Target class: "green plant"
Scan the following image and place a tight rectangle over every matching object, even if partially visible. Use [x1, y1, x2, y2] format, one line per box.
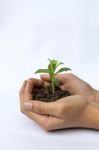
[35, 59, 71, 93]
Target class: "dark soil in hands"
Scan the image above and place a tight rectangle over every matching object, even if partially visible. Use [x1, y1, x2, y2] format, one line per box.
[32, 87, 70, 102]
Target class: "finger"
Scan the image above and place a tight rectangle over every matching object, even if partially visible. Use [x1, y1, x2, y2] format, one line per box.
[19, 80, 27, 98]
[24, 111, 63, 130]
[60, 74, 92, 95]
[24, 111, 49, 129]
[40, 73, 72, 83]
[28, 78, 50, 88]
[19, 80, 27, 108]
[56, 95, 87, 112]
[24, 80, 33, 101]
[22, 79, 50, 103]
[23, 100, 60, 117]
[19, 80, 33, 100]
[40, 74, 51, 82]
[20, 79, 50, 113]
[19, 80, 33, 112]
[60, 84, 69, 92]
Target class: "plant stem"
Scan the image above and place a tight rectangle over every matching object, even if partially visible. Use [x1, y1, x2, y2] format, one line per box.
[51, 77, 55, 94]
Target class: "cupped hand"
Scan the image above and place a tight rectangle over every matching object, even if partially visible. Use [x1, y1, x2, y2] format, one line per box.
[19, 74, 97, 131]
[40, 73, 95, 97]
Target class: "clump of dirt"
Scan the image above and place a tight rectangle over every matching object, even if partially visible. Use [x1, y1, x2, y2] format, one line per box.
[32, 87, 70, 102]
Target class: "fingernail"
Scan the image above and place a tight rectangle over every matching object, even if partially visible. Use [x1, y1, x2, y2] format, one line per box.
[24, 102, 32, 111]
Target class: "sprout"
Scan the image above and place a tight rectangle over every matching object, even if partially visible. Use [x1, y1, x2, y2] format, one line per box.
[35, 59, 71, 93]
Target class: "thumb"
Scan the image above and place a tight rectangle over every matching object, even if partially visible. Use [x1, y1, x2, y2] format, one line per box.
[23, 100, 57, 116]
[40, 73, 70, 82]
[40, 74, 51, 82]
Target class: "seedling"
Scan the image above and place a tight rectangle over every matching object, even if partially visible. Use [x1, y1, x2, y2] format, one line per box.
[35, 59, 71, 93]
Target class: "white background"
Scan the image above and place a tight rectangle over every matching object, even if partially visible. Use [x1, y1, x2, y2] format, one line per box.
[0, 0, 99, 150]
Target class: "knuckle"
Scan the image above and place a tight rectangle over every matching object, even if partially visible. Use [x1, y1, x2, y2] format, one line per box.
[66, 73, 74, 80]
[61, 73, 74, 84]
[26, 80, 32, 85]
[20, 105, 28, 114]
[25, 79, 32, 86]
[43, 122, 52, 131]
[27, 78, 33, 81]
[42, 117, 53, 131]
[38, 102, 43, 113]
[27, 78, 37, 84]
[32, 101, 42, 113]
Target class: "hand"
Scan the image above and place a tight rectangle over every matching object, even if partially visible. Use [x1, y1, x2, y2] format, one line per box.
[19, 74, 99, 131]
[40, 73, 95, 98]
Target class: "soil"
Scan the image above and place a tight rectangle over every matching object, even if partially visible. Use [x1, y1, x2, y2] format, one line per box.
[32, 87, 70, 102]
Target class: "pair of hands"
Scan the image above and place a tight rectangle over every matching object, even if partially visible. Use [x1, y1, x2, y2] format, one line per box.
[19, 73, 98, 131]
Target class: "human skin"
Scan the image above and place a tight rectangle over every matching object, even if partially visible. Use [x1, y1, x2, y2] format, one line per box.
[19, 73, 99, 131]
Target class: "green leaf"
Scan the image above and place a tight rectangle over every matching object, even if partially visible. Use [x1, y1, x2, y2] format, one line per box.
[48, 64, 53, 75]
[56, 62, 64, 67]
[54, 77, 60, 86]
[55, 67, 71, 74]
[48, 59, 58, 75]
[35, 69, 49, 74]
[48, 58, 58, 65]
